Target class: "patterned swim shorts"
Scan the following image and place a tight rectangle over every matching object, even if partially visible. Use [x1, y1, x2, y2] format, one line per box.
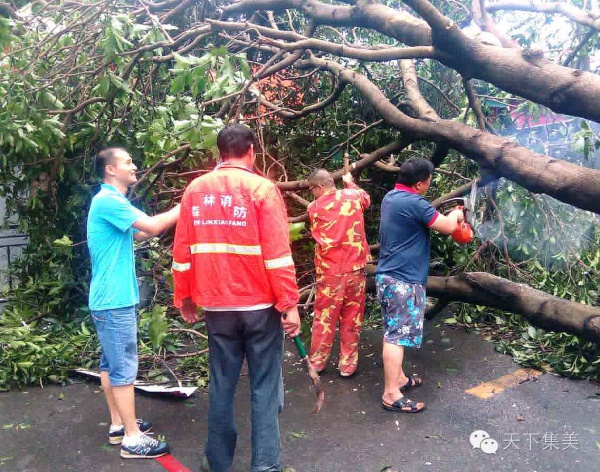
[375, 274, 426, 348]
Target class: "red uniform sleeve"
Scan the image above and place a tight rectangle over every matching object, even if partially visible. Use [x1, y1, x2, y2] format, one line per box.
[257, 184, 300, 312]
[172, 189, 194, 308]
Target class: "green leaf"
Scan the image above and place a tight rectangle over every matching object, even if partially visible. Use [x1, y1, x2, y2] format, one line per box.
[172, 52, 208, 67]
[173, 119, 192, 133]
[170, 73, 188, 95]
[95, 76, 111, 98]
[53, 235, 73, 247]
[289, 222, 305, 242]
[38, 91, 65, 110]
[148, 305, 168, 351]
[80, 322, 90, 336]
[287, 430, 307, 440]
[210, 46, 229, 57]
[108, 73, 131, 94]
[191, 69, 209, 97]
[527, 326, 537, 339]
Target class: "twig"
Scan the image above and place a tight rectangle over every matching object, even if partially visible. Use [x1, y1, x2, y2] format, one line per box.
[168, 327, 208, 339]
[164, 348, 210, 360]
[563, 29, 596, 67]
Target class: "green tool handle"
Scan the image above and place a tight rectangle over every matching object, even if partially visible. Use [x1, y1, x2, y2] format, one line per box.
[293, 336, 307, 358]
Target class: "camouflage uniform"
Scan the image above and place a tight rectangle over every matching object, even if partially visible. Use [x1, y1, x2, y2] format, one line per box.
[308, 181, 370, 375]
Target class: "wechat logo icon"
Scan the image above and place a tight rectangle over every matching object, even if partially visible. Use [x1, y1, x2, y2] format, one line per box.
[470, 430, 499, 454]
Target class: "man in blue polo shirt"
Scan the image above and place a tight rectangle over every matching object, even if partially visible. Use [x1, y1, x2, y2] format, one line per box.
[376, 157, 464, 413]
[87, 147, 179, 458]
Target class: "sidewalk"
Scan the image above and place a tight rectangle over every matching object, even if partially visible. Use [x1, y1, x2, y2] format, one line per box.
[1, 321, 598, 471]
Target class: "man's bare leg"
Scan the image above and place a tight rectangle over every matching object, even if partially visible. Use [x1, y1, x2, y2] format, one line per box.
[111, 384, 141, 437]
[382, 341, 405, 405]
[100, 371, 123, 426]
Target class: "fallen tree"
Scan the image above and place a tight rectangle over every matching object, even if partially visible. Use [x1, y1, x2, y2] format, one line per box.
[345, 267, 600, 343]
[0, 1, 599, 389]
[427, 273, 600, 343]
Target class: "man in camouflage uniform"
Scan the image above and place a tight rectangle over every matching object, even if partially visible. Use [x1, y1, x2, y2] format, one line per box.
[307, 168, 371, 377]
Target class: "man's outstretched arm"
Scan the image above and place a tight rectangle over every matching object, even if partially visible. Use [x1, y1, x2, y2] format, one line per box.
[133, 204, 180, 241]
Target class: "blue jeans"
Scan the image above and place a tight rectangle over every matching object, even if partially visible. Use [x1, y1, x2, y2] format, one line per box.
[90, 305, 138, 386]
[204, 307, 284, 472]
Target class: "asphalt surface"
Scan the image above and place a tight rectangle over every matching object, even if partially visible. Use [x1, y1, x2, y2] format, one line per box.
[1, 319, 599, 472]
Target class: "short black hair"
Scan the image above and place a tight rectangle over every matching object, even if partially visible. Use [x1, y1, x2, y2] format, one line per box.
[217, 124, 256, 160]
[94, 147, 126, 179]
[396, 157, 434, 187]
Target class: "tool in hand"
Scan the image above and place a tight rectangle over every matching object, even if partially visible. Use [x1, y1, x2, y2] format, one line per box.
[292, 336, 325, 414]
[451, 209, 474, 244]
[439, 180, 477, 245]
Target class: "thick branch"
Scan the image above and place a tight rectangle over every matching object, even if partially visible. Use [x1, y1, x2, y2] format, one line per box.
[400, 59, 439, 121]
[0, 2, 16, 18]
[486, 1, 600, 32]
[472, 0, 520, 48]
[222, 0, 600, 122]
[462, 78, 488, 131]
[431, 177, 490, 208]
[261, 36, 435, 61]
[47, 97, 106, 115]
[426, 272, 600, 343]
[277, 138, 414, 191]
[298, 55, 600, 214]
[222, 0, 432, 44]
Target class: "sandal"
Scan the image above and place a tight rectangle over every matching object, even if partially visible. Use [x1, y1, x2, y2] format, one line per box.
[400, 375, 423, 392]
[382, 396, 426, 413]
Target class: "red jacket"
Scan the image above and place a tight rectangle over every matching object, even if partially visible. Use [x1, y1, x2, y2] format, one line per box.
[307, 181, 371, 275]
[172, 163, 299, 312]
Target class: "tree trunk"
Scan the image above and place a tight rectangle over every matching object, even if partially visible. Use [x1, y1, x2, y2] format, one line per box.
[427, 272, 600, 343]
[361, 266, 600, 343]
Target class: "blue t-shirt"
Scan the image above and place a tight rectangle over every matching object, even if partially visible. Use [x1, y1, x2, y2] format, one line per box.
[87, 184, 145, 310]
[376, 188, 438, 284]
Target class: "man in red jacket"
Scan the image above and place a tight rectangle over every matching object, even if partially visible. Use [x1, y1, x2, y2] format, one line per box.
[172, 123, 300, 472]
[307, 168, 371, 377]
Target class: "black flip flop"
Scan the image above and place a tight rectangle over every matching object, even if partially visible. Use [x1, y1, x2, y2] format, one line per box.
[400, 375, 423, 392]
[382, 396, 426, 413]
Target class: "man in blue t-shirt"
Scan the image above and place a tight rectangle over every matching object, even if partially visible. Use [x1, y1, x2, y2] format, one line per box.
[376, 157, 464, 413]
[87, 147, 179, 458]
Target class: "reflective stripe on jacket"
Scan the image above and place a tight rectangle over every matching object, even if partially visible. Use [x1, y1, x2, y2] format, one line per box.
[172, 164, 299, 312]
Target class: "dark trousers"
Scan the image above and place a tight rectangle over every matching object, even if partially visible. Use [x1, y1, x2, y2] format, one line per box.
[204, 307, 284, 472]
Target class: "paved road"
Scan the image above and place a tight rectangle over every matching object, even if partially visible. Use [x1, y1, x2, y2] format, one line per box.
[1, 321, 598, 471]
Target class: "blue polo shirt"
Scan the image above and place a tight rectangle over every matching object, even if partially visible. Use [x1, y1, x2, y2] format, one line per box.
[87, 184, 146, 310]
[376, 185, 439, 284]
